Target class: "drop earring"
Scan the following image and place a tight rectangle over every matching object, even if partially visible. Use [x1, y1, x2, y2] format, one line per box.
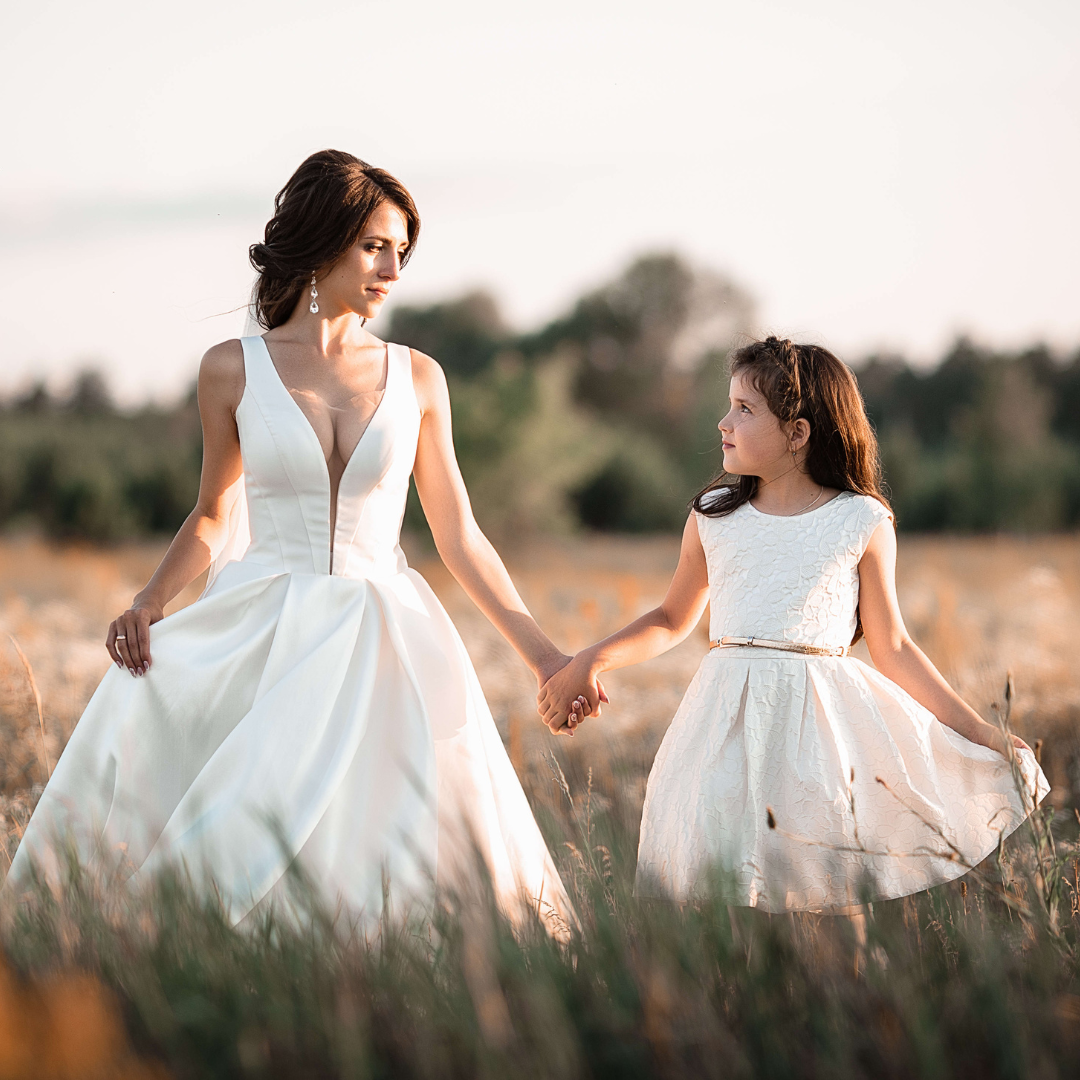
[309, 274, 319, 315]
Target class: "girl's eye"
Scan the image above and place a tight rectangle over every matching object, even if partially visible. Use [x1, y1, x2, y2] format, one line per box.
[740, 404, 751, 413]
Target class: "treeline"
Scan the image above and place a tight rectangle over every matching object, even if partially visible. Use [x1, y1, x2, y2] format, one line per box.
[2, 253, 1079, 540]
[861, 341, 1080, 530]
[0, 372, 202, 542]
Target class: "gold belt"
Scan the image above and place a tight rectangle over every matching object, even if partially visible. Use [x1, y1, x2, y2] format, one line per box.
[709, 635, 850, 658]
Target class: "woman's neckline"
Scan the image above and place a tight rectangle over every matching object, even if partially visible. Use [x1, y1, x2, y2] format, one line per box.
[746, 490, 850, 519]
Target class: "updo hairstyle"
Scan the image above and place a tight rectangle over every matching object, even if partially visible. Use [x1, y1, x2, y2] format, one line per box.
[249, 149, 420, 330]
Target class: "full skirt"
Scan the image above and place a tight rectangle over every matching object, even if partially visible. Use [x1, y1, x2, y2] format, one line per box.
[636, 652, 1050, 911]
[5, 559, 571, 931]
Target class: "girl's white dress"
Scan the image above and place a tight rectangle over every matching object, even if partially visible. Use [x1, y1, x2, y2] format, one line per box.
[5, 337, 571, 929]
[636, 491, 1049, 911]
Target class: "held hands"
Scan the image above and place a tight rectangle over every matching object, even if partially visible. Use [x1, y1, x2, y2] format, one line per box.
[106, 597, 164, 677]
[536, 650, 608, 736]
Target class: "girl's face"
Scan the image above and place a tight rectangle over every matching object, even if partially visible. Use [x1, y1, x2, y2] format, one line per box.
[317, 201, 411, 321]
[719, 371, 806, 479]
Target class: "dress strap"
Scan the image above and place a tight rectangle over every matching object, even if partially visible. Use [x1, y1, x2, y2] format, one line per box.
[239, 335, 275, 399]
[388, 342, 419, 416]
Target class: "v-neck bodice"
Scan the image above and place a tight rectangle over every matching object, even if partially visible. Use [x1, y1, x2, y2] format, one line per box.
[232, 335, 420, 580]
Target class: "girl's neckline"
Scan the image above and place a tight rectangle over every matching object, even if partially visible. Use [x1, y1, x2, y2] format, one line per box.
[746, 489, 851, 519]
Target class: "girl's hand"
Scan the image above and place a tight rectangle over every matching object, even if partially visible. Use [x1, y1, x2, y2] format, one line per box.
[106, 599, 164, 677]
[1003, 732, 1034, 758]
[537, 652, 608, 735]
[974, 722, 1032, 761]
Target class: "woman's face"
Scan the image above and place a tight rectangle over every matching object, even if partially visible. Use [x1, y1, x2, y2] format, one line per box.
[319, 201, 411, 320]
[718, 371, 805, 479]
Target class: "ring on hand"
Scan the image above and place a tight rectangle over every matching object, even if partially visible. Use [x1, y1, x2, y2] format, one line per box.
[115, 635, 127, 640]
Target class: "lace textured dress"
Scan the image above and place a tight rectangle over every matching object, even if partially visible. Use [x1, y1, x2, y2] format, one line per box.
[5, 337, 571, 930]
[636, 491, 1049, 911]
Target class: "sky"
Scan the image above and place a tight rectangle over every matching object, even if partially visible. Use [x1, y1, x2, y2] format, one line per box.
[1, 0, 1078, 404]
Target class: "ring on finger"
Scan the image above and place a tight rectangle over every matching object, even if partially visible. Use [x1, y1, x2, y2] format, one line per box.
[115, 635, 127, 640]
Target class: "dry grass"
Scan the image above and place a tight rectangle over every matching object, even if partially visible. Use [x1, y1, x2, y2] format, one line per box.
[1, 530, 1078, 863]
[0, 531, 1079, 1077]
[420, 531, 1080, 816]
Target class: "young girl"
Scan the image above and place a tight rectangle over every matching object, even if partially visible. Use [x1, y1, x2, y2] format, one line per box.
[539, 336, 1048, 911]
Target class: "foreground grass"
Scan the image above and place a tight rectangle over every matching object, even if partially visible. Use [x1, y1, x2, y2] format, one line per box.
[2, 752, 1080, 1080]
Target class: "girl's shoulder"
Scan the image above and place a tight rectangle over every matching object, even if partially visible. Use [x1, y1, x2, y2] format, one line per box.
[842, 492, 894, 526]
[834, 492, 894, 558]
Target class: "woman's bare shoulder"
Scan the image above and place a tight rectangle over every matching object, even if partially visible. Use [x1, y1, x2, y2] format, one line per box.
[406, 348, 449, 414]
[406, 346, 445, 382]
[198, 339, 246, 411]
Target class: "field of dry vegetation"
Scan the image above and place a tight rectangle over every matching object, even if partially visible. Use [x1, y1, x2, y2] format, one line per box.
[1, 532, 1079, 1079]
[1, 530, 1079, 859]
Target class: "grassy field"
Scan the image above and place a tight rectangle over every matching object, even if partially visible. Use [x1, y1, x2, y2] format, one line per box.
[0, 532, 1079, 1077]
[3, 530, 1076, 825]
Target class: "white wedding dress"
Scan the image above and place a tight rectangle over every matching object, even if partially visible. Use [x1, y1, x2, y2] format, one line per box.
[637, 491, 1050, 911]
[6, 337, 572, 930]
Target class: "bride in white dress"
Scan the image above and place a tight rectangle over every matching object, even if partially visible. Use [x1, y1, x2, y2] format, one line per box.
[4, 150, 573, 930]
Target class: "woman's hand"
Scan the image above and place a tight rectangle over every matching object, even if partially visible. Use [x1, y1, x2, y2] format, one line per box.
[535, 651, 573, 690]
[106, 598, 165, 676]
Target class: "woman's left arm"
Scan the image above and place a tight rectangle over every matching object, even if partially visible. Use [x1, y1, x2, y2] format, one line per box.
[858, 520, 1029, 759]
[410, 350, 571, 690]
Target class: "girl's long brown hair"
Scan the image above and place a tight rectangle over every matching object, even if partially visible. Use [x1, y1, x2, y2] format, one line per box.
[693, 336, 893, 642]
[249, 150, 420, 330]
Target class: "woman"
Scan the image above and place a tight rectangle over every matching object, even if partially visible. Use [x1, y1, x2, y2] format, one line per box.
[5, 150, 573, 930]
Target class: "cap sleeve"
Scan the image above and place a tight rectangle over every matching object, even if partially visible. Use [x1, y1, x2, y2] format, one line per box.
[854, 496, 894, 559]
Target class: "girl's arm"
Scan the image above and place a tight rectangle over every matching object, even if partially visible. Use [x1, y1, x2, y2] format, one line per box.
[410, 350, 571, 689]
[106, 340, 246, 676]
[536, 513, 711, 732]
[858, 520, 1028, 758]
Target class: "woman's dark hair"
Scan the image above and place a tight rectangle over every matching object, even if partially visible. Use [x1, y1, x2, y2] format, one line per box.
[249, 149, 420, 330]
[693, 336, 893, 641]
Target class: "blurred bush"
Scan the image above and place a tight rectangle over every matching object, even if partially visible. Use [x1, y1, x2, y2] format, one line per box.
[0, 377, 201, 542]
[3, 254, 1080, 540]
[405, 351, 615, 541]
[860, 340, 1080, 531]
[394, 252, 754, 536]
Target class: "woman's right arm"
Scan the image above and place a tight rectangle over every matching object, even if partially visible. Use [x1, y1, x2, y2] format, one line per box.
[536, 513, 710, 732]
[106, 340, 245, 676]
